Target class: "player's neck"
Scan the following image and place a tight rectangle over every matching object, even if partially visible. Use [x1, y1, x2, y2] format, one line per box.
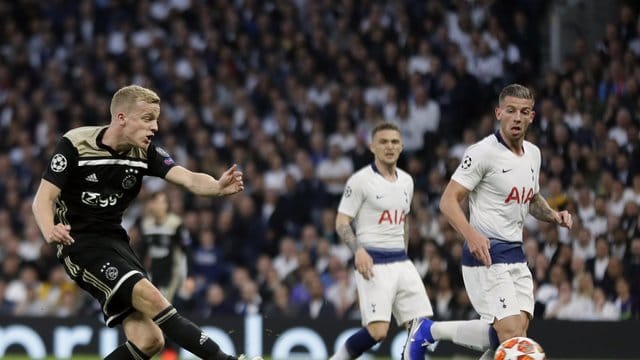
[499, 130, 525, 156]
[374, 160, 397, 180]
[102, 126, 133, 154]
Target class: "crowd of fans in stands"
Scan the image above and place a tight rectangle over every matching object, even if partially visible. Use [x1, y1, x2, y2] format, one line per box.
[0, 0, 639, 323]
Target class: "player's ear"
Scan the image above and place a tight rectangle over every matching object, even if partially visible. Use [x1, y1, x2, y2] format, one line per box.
[116, 112, 126, 126]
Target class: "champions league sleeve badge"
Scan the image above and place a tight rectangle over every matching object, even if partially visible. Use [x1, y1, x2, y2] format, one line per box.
[50, 153, 68, 172]
[156, 146, 175, 165]
[461, 155, 472, 169]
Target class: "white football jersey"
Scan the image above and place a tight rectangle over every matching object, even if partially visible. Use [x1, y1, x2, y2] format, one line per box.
[338, 164, 413, 249]
[451, 132, 541, 243]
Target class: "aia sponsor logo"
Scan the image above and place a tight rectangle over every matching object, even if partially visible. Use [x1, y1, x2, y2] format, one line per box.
[378, 209, 406, 224]
[504, 187, 534, 204]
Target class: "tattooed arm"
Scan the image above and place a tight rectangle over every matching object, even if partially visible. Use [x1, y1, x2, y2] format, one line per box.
[530, 193, 574, 228]
[336, 211, 375, 279]
[336, 212, 357, 252]
[529, 193, 556, 222]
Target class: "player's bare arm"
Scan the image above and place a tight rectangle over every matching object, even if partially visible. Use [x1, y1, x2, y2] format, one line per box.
[529, 193, 573, 229]
[440, 180, 491, 267]
[165, 164, 244, 196]
[336, 212, 374, 279]
[31, 179, 74, 245]
[336, 212, 357, 251]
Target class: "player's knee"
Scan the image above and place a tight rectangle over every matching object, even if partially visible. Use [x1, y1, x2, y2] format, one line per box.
[496, 324, 524, 341]
[366, 324, 389, 342]
[495, 317, 526, 342]
[132, 279, 171, 316]
[137, 333, 165, 356]
[370, 332, 386, 342]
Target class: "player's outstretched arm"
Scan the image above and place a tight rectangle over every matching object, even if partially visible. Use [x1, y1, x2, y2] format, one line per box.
[529, 193, 573, 229]
[165, 164, 244, 196]
[32, 179, 74, 245]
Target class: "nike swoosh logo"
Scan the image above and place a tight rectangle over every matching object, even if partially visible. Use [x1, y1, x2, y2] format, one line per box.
[502, 169, 512, 173]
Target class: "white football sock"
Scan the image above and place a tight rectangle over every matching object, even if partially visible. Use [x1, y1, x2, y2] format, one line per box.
[431, 319, 491, 352]
[328, 344, 352, 360]
[479, 349, 495, 360]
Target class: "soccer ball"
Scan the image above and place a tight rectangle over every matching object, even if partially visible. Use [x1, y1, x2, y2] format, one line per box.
[494, 337, 546, 360]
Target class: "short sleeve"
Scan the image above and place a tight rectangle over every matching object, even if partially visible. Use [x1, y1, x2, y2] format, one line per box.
[147, 144, 177, 178]
[533, 145, 542, 194]
[450, 144, 488, 191]
[43, 137, 78, 189]
[337, 175, 364, 217]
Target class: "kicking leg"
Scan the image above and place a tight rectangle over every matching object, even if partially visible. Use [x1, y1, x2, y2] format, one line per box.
[131, 279, 237, 360]
[404, 318, 499, 360]
[105, 311, 164, 359]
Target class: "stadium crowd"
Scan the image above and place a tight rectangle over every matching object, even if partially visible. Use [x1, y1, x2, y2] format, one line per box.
[0, 0, 639, 324]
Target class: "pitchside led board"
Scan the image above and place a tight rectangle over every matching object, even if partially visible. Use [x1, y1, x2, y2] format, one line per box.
[0, 316, 636, 359]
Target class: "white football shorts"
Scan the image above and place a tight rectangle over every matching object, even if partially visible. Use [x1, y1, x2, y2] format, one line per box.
[355, 260, 433, 326]
[462, 262, 534, 322]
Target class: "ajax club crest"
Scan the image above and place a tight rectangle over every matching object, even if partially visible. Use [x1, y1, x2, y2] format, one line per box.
[122, 168, 139, 189]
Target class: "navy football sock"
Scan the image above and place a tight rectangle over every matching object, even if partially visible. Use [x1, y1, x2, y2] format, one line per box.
[345, 327, 378, 357]
[489, 326, 500, 350]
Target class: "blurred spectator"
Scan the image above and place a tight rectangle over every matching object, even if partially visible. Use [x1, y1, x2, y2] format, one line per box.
[262, 284, 298, 319]
[315, 139, 353, 206]
[299, 272, 337, 319]
[325, 265, 357, 319]
[202, 283, 234, 317]
[234, 280, 262, 316]
[0, 278, 16, 315]
[272, 236, 299, 280]
[586, 236, 611, 285]
[614, 277, 638, 319]
[573, 227, 596, 260]
[536, 264, 568, 313]
[191, 229, 229, 286]
[546, 272, 595, 320]
[590, 287, 620, 320]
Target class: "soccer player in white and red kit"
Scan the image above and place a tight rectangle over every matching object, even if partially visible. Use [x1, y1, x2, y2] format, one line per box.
[329, 123, 433, 360]
[406, 84, 573, 359]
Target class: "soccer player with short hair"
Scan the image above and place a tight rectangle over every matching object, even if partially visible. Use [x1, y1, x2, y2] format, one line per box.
[329, 123, 434, 360]
[405, 84, 573, 359]
[32, 85, 261, 360]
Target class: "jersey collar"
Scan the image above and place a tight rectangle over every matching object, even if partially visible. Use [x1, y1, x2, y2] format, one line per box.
[97, 127, 130, 157]
[370, 162, 397, 177]
[494, 130, 524, 153]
